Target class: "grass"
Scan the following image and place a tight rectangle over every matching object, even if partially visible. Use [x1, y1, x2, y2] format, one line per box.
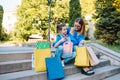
[88, 40, 120, 53]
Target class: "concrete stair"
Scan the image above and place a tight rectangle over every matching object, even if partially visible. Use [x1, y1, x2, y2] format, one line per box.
[0, 60, 31, 74]
[0, 46, 34, 62]
[0, 45, 120, 80]
[102, 73, 120, 80]
[63, 66, 120, 80]
[0, 59, 110, 74]
[0, 60, 116, 80]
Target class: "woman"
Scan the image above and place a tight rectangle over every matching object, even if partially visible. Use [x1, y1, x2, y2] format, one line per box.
[67, 18, 95, 75]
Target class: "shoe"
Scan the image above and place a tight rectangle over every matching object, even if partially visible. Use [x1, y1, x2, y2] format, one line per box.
[81, 69, 95, 75]
[61, 60, 65, 67]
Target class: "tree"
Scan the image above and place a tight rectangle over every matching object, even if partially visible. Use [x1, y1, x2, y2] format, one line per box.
[80, 0, 95, 18]
[113, 0, 120, 11]
[15, 0, 69, 41]
[15, 0, 49, 41]
[0, 5, 3, 40]
[52, 0, 69, 33]
[94, 0, 120, 44]
[69, 0, 81, 27]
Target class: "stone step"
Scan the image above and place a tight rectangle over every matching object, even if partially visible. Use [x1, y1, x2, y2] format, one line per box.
[0, 65, 120, 80]
[0, 60, 31, 74]
[102, 73, 120, 80]
[0, 46, 34, 53]
[0, 47, 56, 62]
[0, 64, 78, 80]
[63, 66, 120, 80]
[0, 46, 34, 62]
[0, 52, 33, 62]
[0, 59, 110, 74]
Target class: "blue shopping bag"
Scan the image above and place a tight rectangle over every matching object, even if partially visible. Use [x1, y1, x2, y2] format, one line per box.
[45, 57, 65, 80]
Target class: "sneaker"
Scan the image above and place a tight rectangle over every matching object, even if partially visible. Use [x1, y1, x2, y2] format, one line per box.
[61, 60, 65, 67]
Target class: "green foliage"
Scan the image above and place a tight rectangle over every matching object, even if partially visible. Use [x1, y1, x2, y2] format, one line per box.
[81, 0, 95, 18]
[15, 0, 69, 41]
[52, 0, 69, 33]
[0, 5, 3, 41]
[113, 0, 120, 11]
[1, 27, 9, 41]
[117, 31, 120, 39]
[69, 0, 81, 27]
[94, 0, 120, 44]
[15, 0, 49, 41]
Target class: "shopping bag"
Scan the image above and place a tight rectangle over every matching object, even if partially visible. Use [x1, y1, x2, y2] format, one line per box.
[36, 41, 50, 49]
[74, 46, 90, 67]
[34, 48, 51, 72]
[62, 41, 73, 58]
[31, 54, 34, 71]
[45, 57, 65, 80]
[86, 46, 99, 66]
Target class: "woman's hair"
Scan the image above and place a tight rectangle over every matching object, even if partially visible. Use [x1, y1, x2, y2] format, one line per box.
[75, 18, 85, 35]
[56, 23, 66, 33]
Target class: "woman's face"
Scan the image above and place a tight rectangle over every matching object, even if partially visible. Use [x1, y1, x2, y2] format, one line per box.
[74, 22, 82, 31]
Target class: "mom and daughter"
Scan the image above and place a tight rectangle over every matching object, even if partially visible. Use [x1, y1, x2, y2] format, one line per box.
[52, 18, 95, 75]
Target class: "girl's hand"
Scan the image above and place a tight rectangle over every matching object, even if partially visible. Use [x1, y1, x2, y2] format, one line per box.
[60, 37, 67, 42]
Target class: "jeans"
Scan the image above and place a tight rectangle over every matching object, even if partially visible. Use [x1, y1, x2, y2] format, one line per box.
[55, 46, 77, 63]
[55, 46, 63, 58]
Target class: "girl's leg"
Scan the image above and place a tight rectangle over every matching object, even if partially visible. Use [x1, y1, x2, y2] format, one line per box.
[55, 46, 63, 58]
[55, 46, 64, 67]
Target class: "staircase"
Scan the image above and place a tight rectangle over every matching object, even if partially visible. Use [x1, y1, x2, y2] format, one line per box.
[0, 44, 120, 80]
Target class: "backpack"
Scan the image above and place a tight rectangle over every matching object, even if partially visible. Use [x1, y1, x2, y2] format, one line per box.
[62, 41, 73, 58]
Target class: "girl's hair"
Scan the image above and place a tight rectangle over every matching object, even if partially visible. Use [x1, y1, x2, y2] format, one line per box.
[75, 18, 85, 35]
[56, 23, 66, 33]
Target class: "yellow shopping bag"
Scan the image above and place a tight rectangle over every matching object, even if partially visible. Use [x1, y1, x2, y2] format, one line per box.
[34, 48, 51, 72]
[74, 46, 90, 67]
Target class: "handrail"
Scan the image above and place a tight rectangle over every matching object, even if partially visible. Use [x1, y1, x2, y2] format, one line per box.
[89, 43, 120, 62]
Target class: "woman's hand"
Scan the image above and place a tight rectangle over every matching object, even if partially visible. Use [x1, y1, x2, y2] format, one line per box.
[79, 40, 86, 45]
[70, 27, 75, 35]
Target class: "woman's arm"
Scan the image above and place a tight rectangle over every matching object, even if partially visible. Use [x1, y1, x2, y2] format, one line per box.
[78, 34, 86, 45]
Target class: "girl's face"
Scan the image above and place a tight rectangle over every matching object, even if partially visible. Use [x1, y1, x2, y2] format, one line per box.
[60, 26, 67, 35]
[74, 22, 82, 31]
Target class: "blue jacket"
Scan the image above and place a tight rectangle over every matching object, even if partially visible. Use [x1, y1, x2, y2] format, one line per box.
[67, 27, 85, 45]
[52, 27, 85, 47]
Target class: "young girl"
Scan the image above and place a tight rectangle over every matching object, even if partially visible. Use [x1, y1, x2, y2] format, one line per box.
[53, 23, 73, 67]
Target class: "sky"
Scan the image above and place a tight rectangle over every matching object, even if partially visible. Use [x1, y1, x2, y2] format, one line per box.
[0, 0, 21, 11]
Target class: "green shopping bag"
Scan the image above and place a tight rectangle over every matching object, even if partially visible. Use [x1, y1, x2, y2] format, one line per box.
[36, 41, 50, 49]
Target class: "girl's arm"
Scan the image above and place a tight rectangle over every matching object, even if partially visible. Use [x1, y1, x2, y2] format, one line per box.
[54, 36, 67, 48]
[54, 39, 62, 48]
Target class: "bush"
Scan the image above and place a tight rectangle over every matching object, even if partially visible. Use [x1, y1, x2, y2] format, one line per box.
[94, 0, 120, 44]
